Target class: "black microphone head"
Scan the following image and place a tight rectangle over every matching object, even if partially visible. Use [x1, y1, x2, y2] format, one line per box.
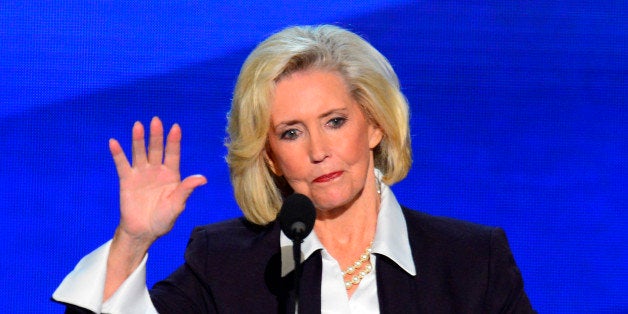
[278, 193, 316, 241]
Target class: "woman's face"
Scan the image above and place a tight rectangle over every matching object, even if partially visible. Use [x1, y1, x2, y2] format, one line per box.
[267, 69, 382, 213]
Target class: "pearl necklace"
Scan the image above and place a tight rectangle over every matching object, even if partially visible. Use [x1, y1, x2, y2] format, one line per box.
[343, 242, 373, 289]
[342, 175, 380, 289]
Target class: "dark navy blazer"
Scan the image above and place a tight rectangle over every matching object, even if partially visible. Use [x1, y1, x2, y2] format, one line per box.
[65, 207, 535, 313]
[148, 207, 534, 313]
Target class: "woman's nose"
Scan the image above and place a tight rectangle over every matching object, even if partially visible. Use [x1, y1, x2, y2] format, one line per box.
[308, 130, 329, 163]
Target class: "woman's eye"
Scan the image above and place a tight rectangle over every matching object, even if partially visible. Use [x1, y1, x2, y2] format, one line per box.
[327, 117, 347, 128]
[280, 129, 299, 140]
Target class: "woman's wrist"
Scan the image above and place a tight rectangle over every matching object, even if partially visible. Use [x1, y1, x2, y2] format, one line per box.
[110, 227, 154, 262]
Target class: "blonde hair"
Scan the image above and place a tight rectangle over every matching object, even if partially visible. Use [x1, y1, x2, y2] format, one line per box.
[226, 25, 412, 225]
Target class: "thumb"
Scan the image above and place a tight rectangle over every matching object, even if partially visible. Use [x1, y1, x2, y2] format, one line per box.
[174, 174, 207, 203]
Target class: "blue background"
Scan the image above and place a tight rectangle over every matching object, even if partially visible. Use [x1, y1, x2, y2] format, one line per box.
[1, 1, 626, 312]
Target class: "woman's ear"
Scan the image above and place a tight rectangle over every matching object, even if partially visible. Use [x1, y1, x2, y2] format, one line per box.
[368, 125, 384, 149]
[264, 149, 283, 176]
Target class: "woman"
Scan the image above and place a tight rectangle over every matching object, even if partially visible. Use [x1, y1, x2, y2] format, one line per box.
[54, 25, 534, 313]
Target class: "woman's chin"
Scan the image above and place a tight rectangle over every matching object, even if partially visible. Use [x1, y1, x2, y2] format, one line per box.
[311, 194, 358, 218]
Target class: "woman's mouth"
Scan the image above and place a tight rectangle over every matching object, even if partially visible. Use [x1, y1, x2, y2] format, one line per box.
[313, 171, 343, 183]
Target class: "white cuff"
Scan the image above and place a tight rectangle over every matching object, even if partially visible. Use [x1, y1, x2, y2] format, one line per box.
[103, 248, 156, 314]
[52, 240, 157, 314]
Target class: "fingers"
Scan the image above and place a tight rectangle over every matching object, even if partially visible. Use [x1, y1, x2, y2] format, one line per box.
[125, 117, 184, 172]
[131, 121, 147, 167]
[148, 117, 165, 166]
[164, 123, 182, 172]
[109, 138, 131, 179]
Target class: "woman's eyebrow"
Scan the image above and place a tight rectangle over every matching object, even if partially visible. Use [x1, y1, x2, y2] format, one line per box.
[318, 107, 348, 119]
[273, 119, 301, 129]
[272, 107, 349, 128]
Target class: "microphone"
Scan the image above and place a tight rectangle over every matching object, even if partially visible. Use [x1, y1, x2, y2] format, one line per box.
[279, 193, 316, 242]
[278, 193, 316, 313]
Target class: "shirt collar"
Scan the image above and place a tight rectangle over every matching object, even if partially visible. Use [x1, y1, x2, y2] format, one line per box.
[280, 169, 416, 277]
[371, 170, 416, 276]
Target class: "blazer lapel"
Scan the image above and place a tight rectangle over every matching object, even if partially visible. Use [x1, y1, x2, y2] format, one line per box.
[375, 254, 420, 313]
[283, 250, 322, 314]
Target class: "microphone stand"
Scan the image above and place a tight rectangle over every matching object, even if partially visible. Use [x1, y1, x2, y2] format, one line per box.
[278, 193, 315, 313]
[292, 235, 303, 313]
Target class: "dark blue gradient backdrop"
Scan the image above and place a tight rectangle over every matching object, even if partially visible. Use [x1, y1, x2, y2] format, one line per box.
[1, 2, 626, 313]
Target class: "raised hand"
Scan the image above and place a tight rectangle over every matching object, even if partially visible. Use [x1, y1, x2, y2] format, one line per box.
[109, 116, 207, 243]
[105, 117, 206, 300]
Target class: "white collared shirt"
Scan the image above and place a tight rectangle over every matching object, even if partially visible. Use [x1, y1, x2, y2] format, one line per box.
[280, 169, 416, 314]
[53, 170, 416, 313]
